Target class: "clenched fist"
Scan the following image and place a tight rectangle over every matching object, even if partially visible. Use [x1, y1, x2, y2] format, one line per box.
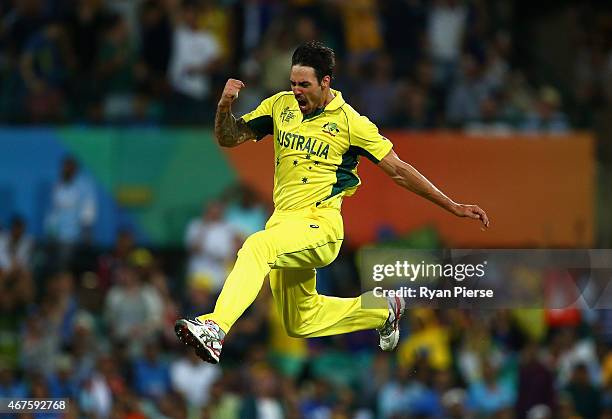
[218, 78, 245, 109]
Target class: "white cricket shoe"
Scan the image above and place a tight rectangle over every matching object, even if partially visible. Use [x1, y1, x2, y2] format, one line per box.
[175, 318, 225, 364]
[378, 295, 406, 351]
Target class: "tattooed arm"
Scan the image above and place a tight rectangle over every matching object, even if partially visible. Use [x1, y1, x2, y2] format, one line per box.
[214, 78, 257, 148]
[215, 107, 257, 148]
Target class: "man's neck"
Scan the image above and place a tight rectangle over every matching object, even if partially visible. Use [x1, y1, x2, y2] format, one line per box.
[321, 89, 335, 108]
[305, 90, 335, 119]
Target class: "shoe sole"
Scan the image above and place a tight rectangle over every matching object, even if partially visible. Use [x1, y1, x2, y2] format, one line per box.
[174, 319, 219, 364]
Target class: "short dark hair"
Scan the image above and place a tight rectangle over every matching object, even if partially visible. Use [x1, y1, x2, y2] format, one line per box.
[291, 41, 335, 83]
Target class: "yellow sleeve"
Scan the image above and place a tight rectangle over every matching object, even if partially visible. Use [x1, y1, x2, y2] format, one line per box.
[350, 114, 393, 163]
[240, 92, 284, 141]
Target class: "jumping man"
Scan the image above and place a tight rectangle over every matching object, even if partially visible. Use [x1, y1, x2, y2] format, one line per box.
[175, 41, 490, 363]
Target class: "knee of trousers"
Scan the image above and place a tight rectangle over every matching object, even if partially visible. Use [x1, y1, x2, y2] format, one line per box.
[238, 230, 276, 260]
[281, 307, 319, 338]
[284, 323, 309, 338]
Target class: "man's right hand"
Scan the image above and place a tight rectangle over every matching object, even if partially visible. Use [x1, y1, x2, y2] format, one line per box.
[218, 78, 245, 110]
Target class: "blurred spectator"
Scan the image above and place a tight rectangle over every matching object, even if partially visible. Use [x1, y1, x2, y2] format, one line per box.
[66, 311, 98, 385]
[185, 200, 239, 293]
[398, 309, 452, 371]
[104, 264, 163, 355]
[20, 308, 61, 375]
[4, 0, 47, 58]
[503, 70, 536, 124]
[467, 359, 515, 415]
[45, 156, 97, 269]
[198, 0, 231, 64]
[338, 0, 383, 62]
[457, 317, 505, 384]
[19, 22, 74, 122]
[153, 390, 188, 419]
[257, 14, 317, 96]
[465, 94, 514, 135]
[483, 32, 511, 92]
[490, 309, 527, 353]
[131, 339, 171, 400]
[44, 271, 79, 347]
[170, 348, 221, 409]
[521, 86, 570, 134]
[136, 0, 172, 114]
[380, 362, 441, 417]
[564, 363, 602, 419]
[547, 327, 600, 388]
[517, 342, 556, 419]
[573, 36, 610, 127]
[104, 0, 143, 42]
[240, 365, 283, 419]
[0, 216, 34, 314]
[97, 228, 137, 289]
[63, 0, 113, 119]
[46, 354, 79, 399]
[202, 376, 242, 418]
[526, 404, 553, 419]
[427, 0, 468, 86]
[222, 184, 268, 239]
[28, 373, 64, 419]
[446, 53, 492, 126]
[258, 24, 296, 95]
[0, 364, 27, 398]
[110, 388, 147, 419]
[96, 14, 137, 121]
[359, 53, 397, 126]
[440, 388, 468, 419]
[145, 263, 180, 346]
[300, 378, 334, 418]
[0, 216, 32, 273]
[168, 0, 220, 122]
[392, 81, 437, 130]
[381, 0, 427, 75]
[377, 365, 412, 418]
[79, 354, 124, 418]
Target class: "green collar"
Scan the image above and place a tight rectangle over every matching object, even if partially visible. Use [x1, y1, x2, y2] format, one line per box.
[302, 108, 324, 121]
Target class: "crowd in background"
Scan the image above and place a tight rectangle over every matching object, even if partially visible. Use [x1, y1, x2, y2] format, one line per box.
[1, 0, 612, 418]
[0, 0, 610, 130]
[0, 155, 611, 419]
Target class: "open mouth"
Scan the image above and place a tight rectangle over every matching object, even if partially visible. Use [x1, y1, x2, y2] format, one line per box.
[295, 96, 308, 111]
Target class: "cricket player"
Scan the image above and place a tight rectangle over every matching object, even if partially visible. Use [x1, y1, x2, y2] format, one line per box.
[175, 41, 489, 363]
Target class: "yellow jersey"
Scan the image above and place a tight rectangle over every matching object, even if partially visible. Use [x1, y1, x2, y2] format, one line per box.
[241, 90, 393, 211]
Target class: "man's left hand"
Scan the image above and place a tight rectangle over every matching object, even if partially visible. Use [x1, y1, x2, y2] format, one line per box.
[453, 204, 490, 229]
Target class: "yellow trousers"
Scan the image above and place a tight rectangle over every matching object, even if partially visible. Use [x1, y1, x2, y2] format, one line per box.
[198, 206, 388, 336]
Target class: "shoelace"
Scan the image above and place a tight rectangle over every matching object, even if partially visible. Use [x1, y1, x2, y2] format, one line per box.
[378, 313, 395, 337]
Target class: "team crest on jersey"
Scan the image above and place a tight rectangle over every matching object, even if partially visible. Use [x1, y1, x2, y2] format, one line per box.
[280, 106, 296, 124]
[322, 122, 340, 137]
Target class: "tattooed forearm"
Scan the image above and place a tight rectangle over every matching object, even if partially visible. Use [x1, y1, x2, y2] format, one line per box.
[214, 107, 256, 148]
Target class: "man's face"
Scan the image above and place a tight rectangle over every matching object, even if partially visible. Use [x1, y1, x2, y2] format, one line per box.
[290, 65, 328, 115]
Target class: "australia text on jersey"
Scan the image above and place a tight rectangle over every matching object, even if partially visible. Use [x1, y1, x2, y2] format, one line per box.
[277, 129, 331, 159]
